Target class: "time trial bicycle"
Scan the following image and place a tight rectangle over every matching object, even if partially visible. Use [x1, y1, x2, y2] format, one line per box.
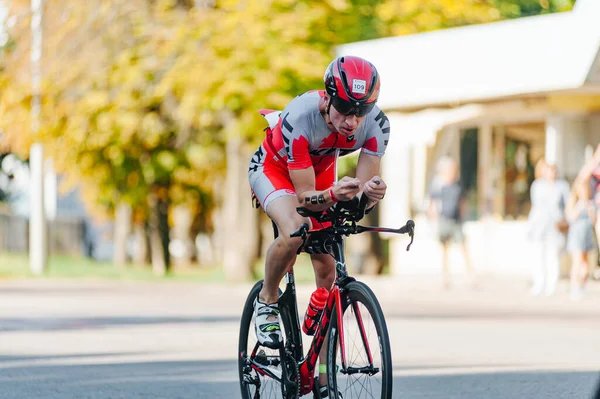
[238, 194, 415, 399]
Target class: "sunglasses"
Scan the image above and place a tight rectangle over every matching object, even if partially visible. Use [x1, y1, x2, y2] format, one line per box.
[331, 95, 375, 117]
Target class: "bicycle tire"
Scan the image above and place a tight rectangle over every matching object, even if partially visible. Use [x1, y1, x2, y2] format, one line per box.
[238, 280, 294, 399]
[326, 281, 393, 399]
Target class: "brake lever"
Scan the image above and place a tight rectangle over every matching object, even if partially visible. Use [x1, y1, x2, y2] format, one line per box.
[290, 223, 309, 254]
[405, 220, 415, 252]
[356, 194, 369, 221]
[406, 230, 414, 251]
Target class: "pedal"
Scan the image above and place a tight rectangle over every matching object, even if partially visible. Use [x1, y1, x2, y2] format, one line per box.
[255, 350, 280, 367]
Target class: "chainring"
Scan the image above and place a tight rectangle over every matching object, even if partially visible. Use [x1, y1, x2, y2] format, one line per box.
[281, 355, 300, 399]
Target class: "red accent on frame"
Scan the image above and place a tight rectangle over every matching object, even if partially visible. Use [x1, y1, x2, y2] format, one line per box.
[298, 363, 314, 396]
[298, 285, 338, 395]
[251, 364, 268, 376]
[335, 288, 347, 368]
[352, 301, 375, 365]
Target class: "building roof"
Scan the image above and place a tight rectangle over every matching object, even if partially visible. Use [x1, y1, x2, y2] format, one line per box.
[336, 0, 600, 111]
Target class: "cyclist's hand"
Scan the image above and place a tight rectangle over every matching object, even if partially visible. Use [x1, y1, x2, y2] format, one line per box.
[333, 176, 361, 201]
[363, 176, 387, 202]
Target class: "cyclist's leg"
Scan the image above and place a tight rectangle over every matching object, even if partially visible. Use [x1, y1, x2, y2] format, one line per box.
[311, 253, 335, 389]
[249, 156, 308, 347]
[312, 253, 336, 290]
[260, 194, 309, 303]
[249, 154, 307, 303]
[253, 195, 308, 346]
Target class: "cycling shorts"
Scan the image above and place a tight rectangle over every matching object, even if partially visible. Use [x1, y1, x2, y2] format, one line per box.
[248, 144, 336, 214]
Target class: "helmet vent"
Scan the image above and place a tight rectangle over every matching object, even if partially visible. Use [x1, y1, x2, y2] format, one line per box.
[340, 70, 349, 95]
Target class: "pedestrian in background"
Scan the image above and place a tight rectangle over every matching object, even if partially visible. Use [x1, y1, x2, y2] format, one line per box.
[428, 156, 475, 290]
[527, 161, 570, 296]
[566, 179, 596, 300]
[575, 144, 600, 279]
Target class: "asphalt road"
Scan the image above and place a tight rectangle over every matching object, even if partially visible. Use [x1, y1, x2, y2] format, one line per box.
[1, 275, 599, 398]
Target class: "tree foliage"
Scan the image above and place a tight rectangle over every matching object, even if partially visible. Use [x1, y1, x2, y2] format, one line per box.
[0, 0, 578, 269]
[492, 0, 575, 18]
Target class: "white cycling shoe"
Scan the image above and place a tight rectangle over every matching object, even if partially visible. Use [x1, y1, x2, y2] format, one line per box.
[253, 297, 283, 349]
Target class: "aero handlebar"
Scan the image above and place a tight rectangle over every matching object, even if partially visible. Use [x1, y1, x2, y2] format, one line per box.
[290, 195, 415, 252]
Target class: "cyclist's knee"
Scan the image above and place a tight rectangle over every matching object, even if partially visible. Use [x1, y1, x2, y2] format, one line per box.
[267, 196, 311, 253]
[275, 227, 305, 254]
[273, 216, 308, 252]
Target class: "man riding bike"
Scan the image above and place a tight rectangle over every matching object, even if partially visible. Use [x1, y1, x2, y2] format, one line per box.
[248, 55, 390, 397]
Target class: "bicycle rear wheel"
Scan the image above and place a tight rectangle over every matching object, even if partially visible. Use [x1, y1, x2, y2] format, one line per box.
[326, 281, 392, 399]
[238, 281, 297, 399]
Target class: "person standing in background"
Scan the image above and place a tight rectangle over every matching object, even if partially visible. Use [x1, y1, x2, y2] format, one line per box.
[428, 156, 475, 290]
[527, 162, 570, 296]
[575, 145, 600, 277]
[565, 179, 596, 300]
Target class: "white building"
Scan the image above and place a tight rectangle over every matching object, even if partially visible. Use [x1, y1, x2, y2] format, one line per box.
[337, 0, 600, 276]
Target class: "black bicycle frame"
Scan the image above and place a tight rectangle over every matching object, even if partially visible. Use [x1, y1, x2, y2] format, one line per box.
[245, 195, 414, 395]
[254, 235, 374, 396]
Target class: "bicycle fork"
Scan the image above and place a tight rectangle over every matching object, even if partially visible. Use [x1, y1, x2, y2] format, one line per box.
[297, 282, 376, 395]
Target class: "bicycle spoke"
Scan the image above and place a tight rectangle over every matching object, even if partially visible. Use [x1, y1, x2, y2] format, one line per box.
[332, 295, 387, 399]
[347, 373, 374, 399]
[246, 327, 286, 399]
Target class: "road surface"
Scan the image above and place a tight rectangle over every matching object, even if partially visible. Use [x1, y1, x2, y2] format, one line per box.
[1, 276, 599, 398]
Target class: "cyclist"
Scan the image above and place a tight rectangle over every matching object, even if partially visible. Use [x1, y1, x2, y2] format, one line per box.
[248, 55, 390, 396]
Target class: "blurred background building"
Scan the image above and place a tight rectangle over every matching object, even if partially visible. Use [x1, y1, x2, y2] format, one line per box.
[339, 0, 600, 276]
[1, 0, 597, 280]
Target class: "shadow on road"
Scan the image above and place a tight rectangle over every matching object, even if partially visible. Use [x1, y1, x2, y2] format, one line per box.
[392, 370, 600, 399]
[2, 308, 599, 333]
[0, 357, 598, 399]
[384, 310, 600, 322]
[0, 352, 146, 363]
[0, 315, 240, 332]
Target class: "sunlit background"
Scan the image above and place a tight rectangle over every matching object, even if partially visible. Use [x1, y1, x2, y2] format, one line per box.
[2, 2, 600, 398]
[1, 0, 598, 284]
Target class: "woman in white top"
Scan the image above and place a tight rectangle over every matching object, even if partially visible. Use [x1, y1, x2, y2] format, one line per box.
[528, 162, 570, 296]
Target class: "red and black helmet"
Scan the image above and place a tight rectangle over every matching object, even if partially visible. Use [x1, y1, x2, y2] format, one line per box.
[324, 56, 380, 117]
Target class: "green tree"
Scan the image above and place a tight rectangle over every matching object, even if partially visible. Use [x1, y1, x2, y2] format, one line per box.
[492, 0, 575, 18]
[0, 0, 578, 279]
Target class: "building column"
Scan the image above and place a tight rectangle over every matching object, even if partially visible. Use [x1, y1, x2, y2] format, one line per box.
[546, 114, 590, 180]
[381, 144, 412, 277]
[545, 115, 566, 177]
[380, 145, 411, 228]
[478, 123, 492, 217]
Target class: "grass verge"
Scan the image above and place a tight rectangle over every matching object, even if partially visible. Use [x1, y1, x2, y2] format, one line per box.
[0, 252, 227, 283]
[0, 252, 318, 284]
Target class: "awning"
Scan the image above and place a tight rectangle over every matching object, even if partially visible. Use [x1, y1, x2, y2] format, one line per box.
[387, 105, 484, 147]
[337, 0, 600, 111]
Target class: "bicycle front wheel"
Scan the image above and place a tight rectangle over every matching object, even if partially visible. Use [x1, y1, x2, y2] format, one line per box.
[326, 281, 392, 399]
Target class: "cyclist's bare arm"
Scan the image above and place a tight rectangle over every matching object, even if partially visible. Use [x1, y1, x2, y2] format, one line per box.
[290, 167, 360, 211]
[356, 151, 387, 209]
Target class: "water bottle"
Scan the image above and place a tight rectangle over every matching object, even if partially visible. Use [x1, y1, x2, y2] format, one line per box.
[302, 287, 329, 336]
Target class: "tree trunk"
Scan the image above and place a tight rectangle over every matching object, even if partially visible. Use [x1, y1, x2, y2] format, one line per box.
[112, 202, 131, 267]
[148, 192, 170, 276]
[221, 136, 260, 281]
[171, 205, 194, 267]
[210, 206, 225, 266]
[132, 223, 149, 267]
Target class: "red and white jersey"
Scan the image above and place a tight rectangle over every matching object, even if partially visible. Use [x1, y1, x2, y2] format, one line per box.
[248, 90, 391, 212]
[258, 90, 390, 176]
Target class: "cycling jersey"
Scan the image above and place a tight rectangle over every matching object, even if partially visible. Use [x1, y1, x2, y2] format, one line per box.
[248, 90, 390, 212]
